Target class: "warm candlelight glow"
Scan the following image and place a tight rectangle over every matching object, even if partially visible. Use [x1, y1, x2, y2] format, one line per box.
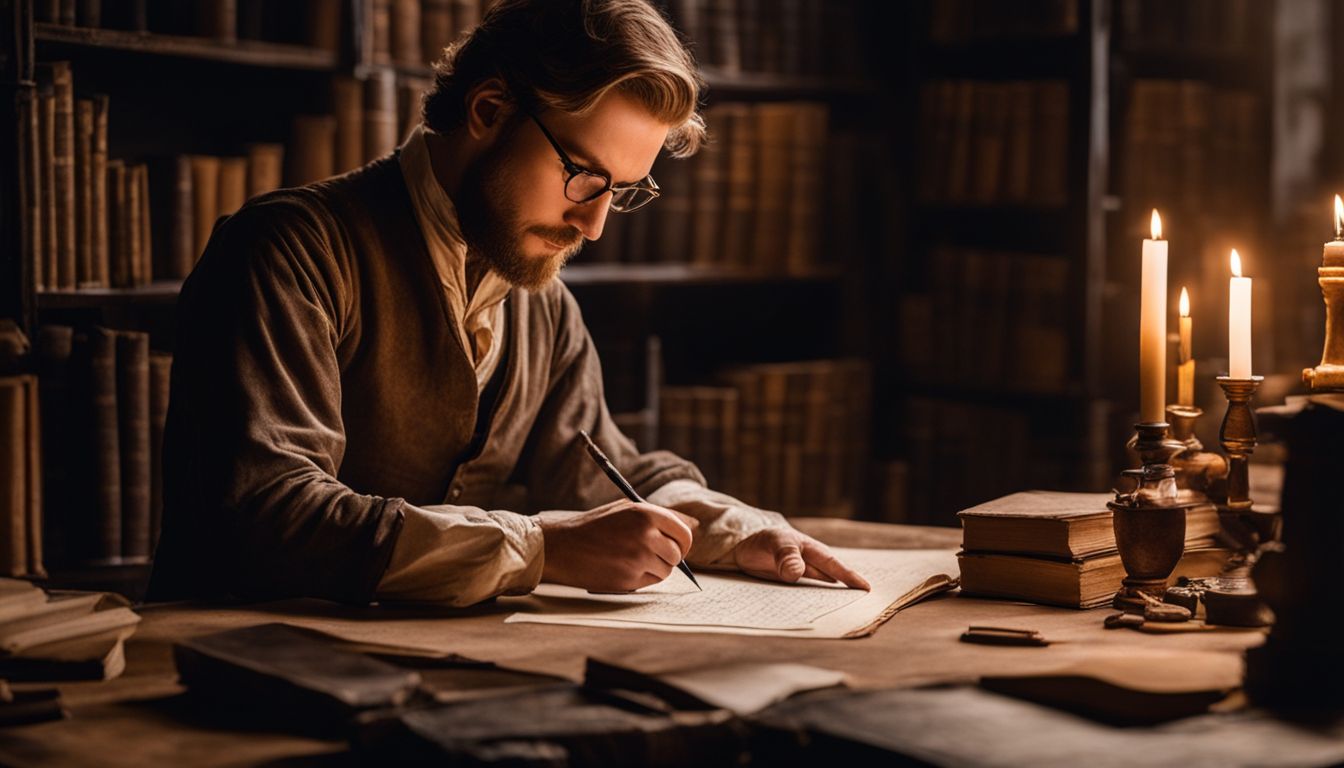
[1179, 287, 1190, 318]
[1335, 195, 1343, 239]
[1151, 209, 1162, 240]
[1231, 248, 1243, 278]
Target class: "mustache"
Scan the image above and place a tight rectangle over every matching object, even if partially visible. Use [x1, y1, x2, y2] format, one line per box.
[533, 228, 584, 248]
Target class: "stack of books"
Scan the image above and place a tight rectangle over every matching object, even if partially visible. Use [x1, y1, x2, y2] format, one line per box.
[0, 578, 140, 681]
[956, 491, 1227, 609]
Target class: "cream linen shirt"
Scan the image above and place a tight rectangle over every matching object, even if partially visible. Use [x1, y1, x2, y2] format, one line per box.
[375, 124, 788, 606]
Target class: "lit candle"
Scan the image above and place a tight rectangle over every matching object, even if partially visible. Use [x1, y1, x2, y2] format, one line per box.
[1326, 194, 1344, 268]
[1178, 287, 1194, 406]
[1229, 249, 1252, 379]
[1140, 210, 1168, 423]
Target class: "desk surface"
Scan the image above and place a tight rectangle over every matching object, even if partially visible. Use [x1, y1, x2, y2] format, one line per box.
[0, 520, 1292, 767]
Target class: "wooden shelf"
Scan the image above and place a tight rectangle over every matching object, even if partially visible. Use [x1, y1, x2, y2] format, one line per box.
[37, 280, 184, 308]
[34, 23, 338, 71]
[375, 61, 882, 100]
[30, 266, 841, 308]
[561, 262, 843, 286]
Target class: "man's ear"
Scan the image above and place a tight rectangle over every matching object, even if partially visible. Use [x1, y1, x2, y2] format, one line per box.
[464, 77, 516, 141]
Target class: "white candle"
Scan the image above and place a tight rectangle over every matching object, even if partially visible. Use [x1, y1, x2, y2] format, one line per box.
[1178, 287, 1194, 406]
[1229, 249, 1252, 379]
[1326, 194, 1344, 268]
[1140, 210, 1168, 423]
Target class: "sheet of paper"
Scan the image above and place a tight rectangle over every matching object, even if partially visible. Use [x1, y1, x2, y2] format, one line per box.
[503, 548, 959, 639]
[661, 662, 847, 714]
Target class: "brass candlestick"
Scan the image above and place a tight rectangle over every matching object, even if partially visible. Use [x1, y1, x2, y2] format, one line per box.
[1302, 244, 1344, 390]
[1216, 375, 1264, 513]
[1110, 422, 1196, 611]
[1165, 404, 1227, 501]
[1206, 375, 1275, 627]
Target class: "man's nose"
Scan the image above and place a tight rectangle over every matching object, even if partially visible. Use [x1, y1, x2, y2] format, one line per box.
[563, 195, 611, 241]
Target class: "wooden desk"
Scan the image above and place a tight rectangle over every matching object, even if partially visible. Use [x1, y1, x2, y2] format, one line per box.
[0, 520, 1321, 767]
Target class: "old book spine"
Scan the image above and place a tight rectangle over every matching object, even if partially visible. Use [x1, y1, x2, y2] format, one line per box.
[38, 89, 57, 291]
[148, 351, 171, 551]
[216, 156, 247, 221]
[705, 0, 740, 73]
[106, 160, 127, 287]
[332, 76, 365, 173]
[390, 0, 421, 66]
[18, 87, 43, 292]
[304, 0, 341, 52]
[89, 327, 122, 564]
[47, 62, 77, 290]
[451, 0, 477, 31]
[720, 104, 755, 268]
[76, 0, 99, 26]
[287, 115, 335, 186]
[197, 0, 237, 42]
[0, 378, 28, 577]
[658, 389, 694, 467]
[397, 78, 428, 145]
[136, 163, 152, 285]
[371, 0, 392, 64]
[751, 104, 792, 272]
[421, 0, 455, 66]
[168, 155, 194, 278]
[785, 103, 827, 272]
[23, 375, 46, 578]
[245, 143, 285, 198]
[59, 0, 74, 25]
[37, 325, 74, 566]
[718, 387, 739, 499]
[117, 331, 151, 563]
[691, 389, 723, 490]
[124, 161, 143, 286]
[651, 152, 691, 264]
[91, 95, 109, 288]
[363, 69, 398, 163]
[690, 103, 727, 267]
[1031, 81, 1069, 205]
[780, 366, 807, 515]
[189, 155, 221, 260]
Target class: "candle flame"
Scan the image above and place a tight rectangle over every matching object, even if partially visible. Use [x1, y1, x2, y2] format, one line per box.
[1179, 287, 1190, 317]
[1231, 249, 1243, 278]
[1151, 209, 1162, 240]
[1335, 195, 1342, 239]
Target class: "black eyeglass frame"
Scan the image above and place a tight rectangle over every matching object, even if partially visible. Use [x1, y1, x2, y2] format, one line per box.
[527, 112, 661, 213]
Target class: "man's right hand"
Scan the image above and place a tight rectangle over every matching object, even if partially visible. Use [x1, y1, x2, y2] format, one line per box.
[535, 500, 696, 592]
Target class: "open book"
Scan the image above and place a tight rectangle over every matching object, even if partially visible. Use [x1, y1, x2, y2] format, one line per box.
[504, 548, 959, 639]
[0, 579, 140, 680]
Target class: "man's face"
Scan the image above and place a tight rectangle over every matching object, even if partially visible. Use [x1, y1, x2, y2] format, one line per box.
[455, 89, 671, 291]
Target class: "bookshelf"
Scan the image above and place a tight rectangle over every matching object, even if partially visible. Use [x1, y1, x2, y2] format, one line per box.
[884, 0, 1110, 525]
[0, 0, 891, 592]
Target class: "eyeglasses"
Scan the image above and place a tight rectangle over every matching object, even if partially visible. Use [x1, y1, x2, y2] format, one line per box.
[527, 112, 660, 213]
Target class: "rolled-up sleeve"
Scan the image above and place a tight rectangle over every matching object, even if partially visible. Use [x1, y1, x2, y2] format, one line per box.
[374, 504, 544, 606]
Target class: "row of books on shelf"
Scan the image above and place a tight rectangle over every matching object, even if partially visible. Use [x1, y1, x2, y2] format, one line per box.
[18, 59, 430, 291]
[1114, 0, 1261, 58]
[955, 490, 1227, 609]
[369, 0, 493, 70]
[34, 325, 171, 570]
[662, 0, 867, 80]
[619, 358, 871, 519]
[18, 63, 156, 292]
[916, 79, 1069, 207]
[583, 101, 840, 271]
[1122, 79, 1262, 215]
[901, 397, 1110, 527]
[927, 0, 1077, 43]
[897, 247, 1070, 394]
[35, 0, 347, 49]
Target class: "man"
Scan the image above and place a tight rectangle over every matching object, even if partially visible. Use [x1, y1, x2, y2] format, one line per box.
[147, 0, 869, 605]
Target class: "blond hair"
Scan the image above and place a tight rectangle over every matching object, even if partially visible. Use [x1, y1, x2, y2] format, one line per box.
[422, 0, 707, 158]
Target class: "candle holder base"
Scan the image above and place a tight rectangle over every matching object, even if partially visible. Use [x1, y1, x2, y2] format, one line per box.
[1109, 423, 1193, 615]
[1165, 404, 1227, 502]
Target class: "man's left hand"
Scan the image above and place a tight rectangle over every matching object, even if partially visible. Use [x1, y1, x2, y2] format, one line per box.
[730, 527, 871, 590]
